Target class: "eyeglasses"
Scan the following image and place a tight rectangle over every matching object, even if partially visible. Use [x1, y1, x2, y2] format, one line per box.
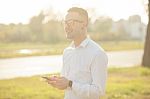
[63, 19, 83, 26]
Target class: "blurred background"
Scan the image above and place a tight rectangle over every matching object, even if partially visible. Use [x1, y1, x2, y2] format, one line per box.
[0, 0, 150, 99]
[0, 0, 148, 57]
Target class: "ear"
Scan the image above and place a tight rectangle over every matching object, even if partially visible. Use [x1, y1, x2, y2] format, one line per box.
[81, 22, 86, 29]
[80, 23, 84, 29]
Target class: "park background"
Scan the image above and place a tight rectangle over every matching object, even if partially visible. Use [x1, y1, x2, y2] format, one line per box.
[0, 0, 150, 99]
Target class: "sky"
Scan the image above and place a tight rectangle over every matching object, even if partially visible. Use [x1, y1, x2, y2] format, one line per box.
[0, 0, 148, 24]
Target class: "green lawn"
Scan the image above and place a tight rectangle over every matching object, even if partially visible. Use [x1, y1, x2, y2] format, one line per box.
[0, 40, 144, 58]
[0, 66, 150, 99]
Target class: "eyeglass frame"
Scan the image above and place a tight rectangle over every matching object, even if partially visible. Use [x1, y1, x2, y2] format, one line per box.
[63, 19, 84, 26]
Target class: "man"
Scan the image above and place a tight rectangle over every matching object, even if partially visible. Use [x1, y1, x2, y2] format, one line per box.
[46, 7, 108, 99]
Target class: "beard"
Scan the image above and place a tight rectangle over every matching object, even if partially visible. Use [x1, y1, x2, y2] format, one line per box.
[65, 27, 83, 40]
[66, 32, 74, 40]
[65, 27, 74, 39]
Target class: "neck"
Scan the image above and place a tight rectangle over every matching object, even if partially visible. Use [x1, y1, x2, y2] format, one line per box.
[74, 35, 87, 47]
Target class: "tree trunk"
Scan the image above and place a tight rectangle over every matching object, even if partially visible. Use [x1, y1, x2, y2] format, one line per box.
[142, 0, 150, 67]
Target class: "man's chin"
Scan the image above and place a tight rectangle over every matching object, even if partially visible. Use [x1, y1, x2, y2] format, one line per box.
[66, 36, 73, 40]
[66, 34, 73, 40]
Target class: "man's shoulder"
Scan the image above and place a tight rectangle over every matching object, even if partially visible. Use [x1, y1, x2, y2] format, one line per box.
[63, 46, 73, 55]
[87, 39, 105, 52]
[85, 39, 107, 58]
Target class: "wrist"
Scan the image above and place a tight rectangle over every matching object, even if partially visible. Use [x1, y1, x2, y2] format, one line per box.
[68, 80, 72, 88]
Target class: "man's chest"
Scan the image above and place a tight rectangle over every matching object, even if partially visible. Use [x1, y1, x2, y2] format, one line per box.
[63, 50, 95, 82]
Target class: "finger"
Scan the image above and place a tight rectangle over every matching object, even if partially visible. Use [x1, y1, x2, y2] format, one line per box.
[47, 80, 56, 84]
[50, 77, 61, 81]
[48, 80, 63, 87]
[48, 81, 60, 88]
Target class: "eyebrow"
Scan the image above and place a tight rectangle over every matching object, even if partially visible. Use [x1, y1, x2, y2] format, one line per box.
[65, 19, 83, 22]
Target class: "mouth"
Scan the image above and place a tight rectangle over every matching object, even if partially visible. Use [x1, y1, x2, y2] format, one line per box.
[66, 31, 73, 38]
[65, 26, 73, 32]
[66, 32, 71, 36]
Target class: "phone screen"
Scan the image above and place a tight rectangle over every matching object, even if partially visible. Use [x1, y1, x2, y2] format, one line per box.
[42, 76, 49, 80]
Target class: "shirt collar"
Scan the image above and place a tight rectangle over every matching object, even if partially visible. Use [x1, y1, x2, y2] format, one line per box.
[70, 37, 90, 48]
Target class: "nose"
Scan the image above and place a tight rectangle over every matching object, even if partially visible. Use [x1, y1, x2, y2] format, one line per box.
[64, 20, 75, 27]
[64, 23, 72, 30]
[65, 22, 72, 27]
[65, 26, 73, 33]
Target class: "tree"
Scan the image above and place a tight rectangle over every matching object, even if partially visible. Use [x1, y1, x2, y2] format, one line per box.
[142, 0, 150, 67]
[29, 11, 45, 41]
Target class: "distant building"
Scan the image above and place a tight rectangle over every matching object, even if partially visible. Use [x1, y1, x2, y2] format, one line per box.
[111, 15, 147, 40]
[127, 15, 147, 40]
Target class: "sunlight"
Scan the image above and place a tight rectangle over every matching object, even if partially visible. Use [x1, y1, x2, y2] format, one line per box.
[0, 0, 148, 24]
[18, 49, 32, 54]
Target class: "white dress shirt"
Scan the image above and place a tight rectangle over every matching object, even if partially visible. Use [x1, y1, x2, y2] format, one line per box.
[61, 37, 108, 99]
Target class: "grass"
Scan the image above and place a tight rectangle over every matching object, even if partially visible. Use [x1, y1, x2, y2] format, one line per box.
[99, 40, 144, 51]
[0, 42, 69, 58]
[104, 67, 150, 99]
[0, 66, 150, 99]
[0, 74, 64, 99]
[0, 40, 144, 58]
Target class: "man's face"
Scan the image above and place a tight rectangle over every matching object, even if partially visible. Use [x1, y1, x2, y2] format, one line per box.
[64, 12, 86, 40]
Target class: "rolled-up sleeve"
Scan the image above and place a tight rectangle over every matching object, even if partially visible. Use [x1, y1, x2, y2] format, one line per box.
[71, 51, 108, 99]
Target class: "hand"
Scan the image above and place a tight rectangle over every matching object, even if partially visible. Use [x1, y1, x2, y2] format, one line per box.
[47, 76, 69, 90]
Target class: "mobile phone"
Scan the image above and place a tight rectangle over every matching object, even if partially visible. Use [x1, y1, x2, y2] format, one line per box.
[42, 76, 49, 80]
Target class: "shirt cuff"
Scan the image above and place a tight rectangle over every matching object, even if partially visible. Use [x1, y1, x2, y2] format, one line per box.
[72, 81, 78, 91]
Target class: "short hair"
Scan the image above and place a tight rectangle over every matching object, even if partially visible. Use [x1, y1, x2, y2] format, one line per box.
[68, 7, 88, 23]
